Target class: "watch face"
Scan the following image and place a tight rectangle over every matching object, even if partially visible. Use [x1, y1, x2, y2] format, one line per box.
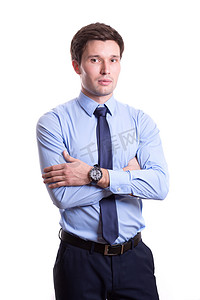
[90, 167, 102, 182]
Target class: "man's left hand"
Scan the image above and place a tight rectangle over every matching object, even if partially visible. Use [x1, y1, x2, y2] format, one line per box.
[42, 151, 92, 189]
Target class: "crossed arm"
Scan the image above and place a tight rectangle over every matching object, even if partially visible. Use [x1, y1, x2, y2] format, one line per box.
[37, 110, 169, 208]
[42, 150, 141, 189]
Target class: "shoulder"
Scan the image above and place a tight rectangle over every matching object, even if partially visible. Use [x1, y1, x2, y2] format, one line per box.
[114, 98, 146, 122]
[37, 98, 78, 128]
[114, 98, 158, 133]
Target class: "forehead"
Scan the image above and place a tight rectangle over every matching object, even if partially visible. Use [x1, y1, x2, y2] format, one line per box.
[82, 40, 120, 58]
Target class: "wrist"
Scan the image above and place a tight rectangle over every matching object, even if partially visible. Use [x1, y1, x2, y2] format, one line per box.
[97, 168, 110, 188]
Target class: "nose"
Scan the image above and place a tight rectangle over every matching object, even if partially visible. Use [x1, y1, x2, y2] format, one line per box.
[100, 61, 110, 75]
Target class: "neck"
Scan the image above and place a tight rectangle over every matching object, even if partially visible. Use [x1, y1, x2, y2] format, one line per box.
[81, 88, 113, 104]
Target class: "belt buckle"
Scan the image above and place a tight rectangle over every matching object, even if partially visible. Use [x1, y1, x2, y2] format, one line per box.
[104, 245, 113, 256]
[104, 244, 124, 256]
[120, 244, 124, 255]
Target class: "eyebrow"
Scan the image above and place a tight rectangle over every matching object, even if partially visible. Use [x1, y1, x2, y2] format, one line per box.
[87, 55, 120, 59]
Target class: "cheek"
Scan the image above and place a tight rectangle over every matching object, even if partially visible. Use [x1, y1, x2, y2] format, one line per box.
[112, 64, 121, 79]
[81, 72, 98, 91]
[116, 65, 121, 76]
[81, 67, 99, 82]
[113, 70, 120, 84]
[82, 74, 95, 86]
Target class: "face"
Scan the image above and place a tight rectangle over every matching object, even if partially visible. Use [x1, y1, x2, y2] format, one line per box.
[73, 40, 121, 103]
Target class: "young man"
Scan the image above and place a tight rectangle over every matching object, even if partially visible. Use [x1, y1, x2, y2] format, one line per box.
[37, 23, 169, 300]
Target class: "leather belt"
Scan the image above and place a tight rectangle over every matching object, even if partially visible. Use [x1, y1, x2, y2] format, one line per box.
[59, 229, 141, 256]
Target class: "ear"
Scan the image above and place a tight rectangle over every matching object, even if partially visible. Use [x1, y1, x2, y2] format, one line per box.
[72, 60, 81, 75]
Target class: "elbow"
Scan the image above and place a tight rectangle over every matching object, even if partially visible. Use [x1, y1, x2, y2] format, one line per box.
[47, 186, 70, 209]
[52, 199, 68, 209]
[156, 173, 169, 200]
[157, 184, 169, 200]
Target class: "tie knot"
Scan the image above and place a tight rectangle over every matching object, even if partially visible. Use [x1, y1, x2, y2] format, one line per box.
[94, 106, 108, 118]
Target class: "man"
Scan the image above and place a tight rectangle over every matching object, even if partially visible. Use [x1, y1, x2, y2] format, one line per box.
[37, 22, 169, 300]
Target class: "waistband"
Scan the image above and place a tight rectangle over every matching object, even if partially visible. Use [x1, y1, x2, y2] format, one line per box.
[59, 229, 141, 256]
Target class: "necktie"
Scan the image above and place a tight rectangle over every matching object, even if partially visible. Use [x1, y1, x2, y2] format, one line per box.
[94, 106, 119, 245]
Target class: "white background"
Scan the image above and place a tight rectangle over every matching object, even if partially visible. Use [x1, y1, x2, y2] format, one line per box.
[0, 0, 200, 299]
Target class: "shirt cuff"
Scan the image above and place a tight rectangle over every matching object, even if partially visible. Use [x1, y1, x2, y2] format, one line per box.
[108, 169, 132, 194]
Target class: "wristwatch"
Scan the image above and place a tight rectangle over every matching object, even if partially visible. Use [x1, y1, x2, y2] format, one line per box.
[89, 164, 103, 184]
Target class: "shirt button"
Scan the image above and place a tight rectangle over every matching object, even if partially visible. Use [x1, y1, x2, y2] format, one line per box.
[117, 187, 121, 192]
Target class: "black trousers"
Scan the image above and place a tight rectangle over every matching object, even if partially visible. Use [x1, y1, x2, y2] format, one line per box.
[53, 239, 159, 300]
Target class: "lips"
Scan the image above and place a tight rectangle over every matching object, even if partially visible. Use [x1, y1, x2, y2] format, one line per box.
[98, 79, 112, 86]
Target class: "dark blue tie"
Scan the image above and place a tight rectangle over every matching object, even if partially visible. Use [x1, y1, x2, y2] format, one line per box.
[94, 106, 119, 245]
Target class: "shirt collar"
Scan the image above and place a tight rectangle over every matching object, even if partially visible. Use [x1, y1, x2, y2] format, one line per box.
[77, 91, 116, 117]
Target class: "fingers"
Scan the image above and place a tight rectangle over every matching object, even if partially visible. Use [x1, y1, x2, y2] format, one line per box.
[43, 175, 64, 184]
[48, 181, 66, 189]
[129, 157, 138, 163]
[63, 150, 69, 161]
[42, 153, 75, 188]
[42, 164, 66, 188]
[63, 150, 76, 163]
[43, 152, 76, 175]
[42, 169, 62, 178]
[42, 167, 65, 186]
[43, 163, 65, 173]
[42, 167, 67, 188]
[123, 156, 141, 171]
[42, 152, 86, 189]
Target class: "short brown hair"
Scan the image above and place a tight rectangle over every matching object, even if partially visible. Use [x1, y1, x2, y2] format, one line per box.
[70, 22, 124, 65]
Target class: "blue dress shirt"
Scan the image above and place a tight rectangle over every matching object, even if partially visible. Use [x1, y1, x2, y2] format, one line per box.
[37, 92, 169, 244]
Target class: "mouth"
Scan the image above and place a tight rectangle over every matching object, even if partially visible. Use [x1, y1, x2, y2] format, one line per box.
[98, 79, 112, 86]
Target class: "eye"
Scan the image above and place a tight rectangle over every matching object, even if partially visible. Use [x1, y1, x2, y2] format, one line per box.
[90, 58, 100, 63]
[111, 58, 118, 63]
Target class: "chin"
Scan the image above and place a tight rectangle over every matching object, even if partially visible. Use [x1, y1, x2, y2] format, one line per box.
[96, 87, 114, 97]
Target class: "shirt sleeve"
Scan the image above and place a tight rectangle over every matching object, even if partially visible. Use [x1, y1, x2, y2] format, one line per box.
[36, 111, 111, 209]
[108, 111, 169, 200]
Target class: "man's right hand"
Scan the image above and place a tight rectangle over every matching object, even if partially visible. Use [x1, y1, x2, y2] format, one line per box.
[123, 157, 141, 196]
[123, 157, 141, 172]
